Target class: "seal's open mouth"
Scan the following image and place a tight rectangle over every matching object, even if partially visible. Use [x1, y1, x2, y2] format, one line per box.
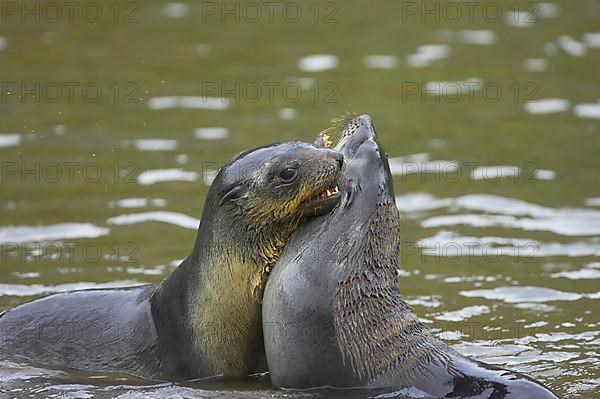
[300, 184, 341, 217]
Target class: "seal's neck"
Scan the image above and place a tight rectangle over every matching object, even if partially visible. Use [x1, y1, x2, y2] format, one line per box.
[333, 202, 448, 385]
[155, 208, 293, 377]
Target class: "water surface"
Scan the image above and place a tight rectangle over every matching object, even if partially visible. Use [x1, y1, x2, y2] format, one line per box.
[1, 0, 599, 397]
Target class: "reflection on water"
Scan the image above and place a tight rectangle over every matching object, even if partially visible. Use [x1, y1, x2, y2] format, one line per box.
[0, 281, 144, 297]
[1, 0, 598, 397]
[418, 230, 600, 257]
[193, 127, 230, 140]
[147, 96, 231, 110]
[0, 224, 109, 244]
[297, 54, 339, 72]
[137, 169, 199, 185]
[0, 133, 21, 148]
[524, 98, 570, 114]
[460, 286, 598, 303]
[405, 44, 451, 68]
[107, 198, 167, 209]
[133, 139, 178, 152]
[362, 55, 399, 70]
[107, 211, 199, 230]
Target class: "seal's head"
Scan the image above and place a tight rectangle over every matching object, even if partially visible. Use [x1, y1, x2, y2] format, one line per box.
[319, 113, 395, 213]
[216, 141, 343, 227]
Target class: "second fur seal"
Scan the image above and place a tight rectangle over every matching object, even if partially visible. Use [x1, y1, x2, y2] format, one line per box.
[0, 141, 343, 380]
[263, 115, 558, 398]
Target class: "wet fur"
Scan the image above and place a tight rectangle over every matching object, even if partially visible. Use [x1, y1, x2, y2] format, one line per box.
[334, 203, 451, 385]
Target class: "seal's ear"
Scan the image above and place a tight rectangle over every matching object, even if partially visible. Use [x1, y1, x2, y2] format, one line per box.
[219, 184, 247, 206]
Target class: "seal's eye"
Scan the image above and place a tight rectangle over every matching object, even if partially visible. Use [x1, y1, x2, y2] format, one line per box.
[279, 167, 297, 183]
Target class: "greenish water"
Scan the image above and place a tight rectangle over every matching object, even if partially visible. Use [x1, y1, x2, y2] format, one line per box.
[1, 0, 599, 397]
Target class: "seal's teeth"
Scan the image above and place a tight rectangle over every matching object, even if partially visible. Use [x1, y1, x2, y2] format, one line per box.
[323, 186, 339, 197]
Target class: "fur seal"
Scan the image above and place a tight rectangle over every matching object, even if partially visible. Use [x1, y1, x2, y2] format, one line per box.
[0, 141, 344, 381]
[263, 115, 558, 398]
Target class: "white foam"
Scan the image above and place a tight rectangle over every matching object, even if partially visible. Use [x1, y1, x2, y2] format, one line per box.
[0, 134, 21, 148]
[557, 35, 587, 57]
[147, 96, 230, 110]
[460, 286, 597, 303]
[0, 280, 143, 296]
[137, 168, 198, 185]
[583, 32, 600, 48]
[418, 230, 600, 257]
[573, 103, 600, 119]
[297, 54, 338, 72]
[278, 107, 297, 120]
[504, 11, 537, 28]
[406, 44, 451, 68]
[108, 211, 199, 230]
[457, 30, 496, 45]
[0, 223, 109, 244]
[435, 305, 491, 322]
[134, 139, 178, 151]
[363, 55, 399, 69]
[193, 127, 230, 140]
[161, 2, 190, 18]
[0, 36, 6, 50]
[524, 98, 570, 114]
[471, 165, 520, 180]
[523, 58, 550, 72]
